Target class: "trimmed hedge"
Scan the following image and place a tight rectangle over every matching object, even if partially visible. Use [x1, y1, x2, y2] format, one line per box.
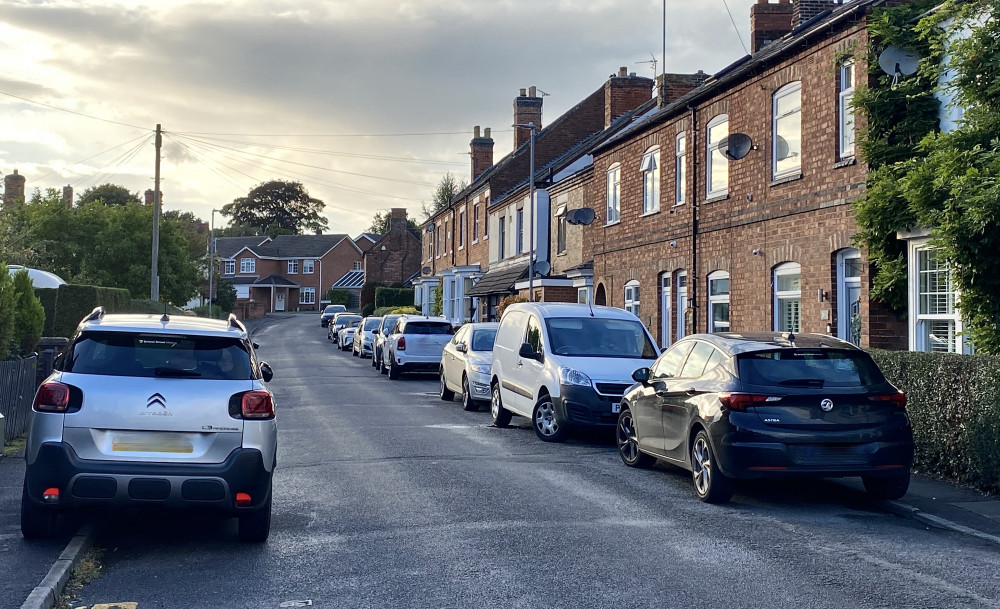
[49, 284, 132, 338]
[35, 288, 58, 336]
[870, 349, 1000, 494]
[374, 287, 414, 309]
[372, 305, 419, 317]
[326, 289, 351, 307]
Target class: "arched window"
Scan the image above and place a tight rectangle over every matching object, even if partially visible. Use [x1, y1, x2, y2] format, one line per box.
[773, 82, 802, 178]
[773, 262, 801, 332]
[706, 115, 729, 196]
[707, 271, 730, 332]
[624, 280, 640, 317]
[640, 147, 660, 215]
[606, 163, 621, 224]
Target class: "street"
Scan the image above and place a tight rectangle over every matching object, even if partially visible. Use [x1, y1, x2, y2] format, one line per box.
[60, 313, 1000, 609]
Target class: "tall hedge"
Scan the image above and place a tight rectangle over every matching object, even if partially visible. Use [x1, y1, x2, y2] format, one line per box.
[870, 349, 1000, 494]
[35, 288, 58, 336]
[374, 287, 414, 309]
[50, 284, 131, 337]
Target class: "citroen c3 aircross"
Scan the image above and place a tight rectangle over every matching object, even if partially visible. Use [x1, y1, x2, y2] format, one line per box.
[21, 308, 277, 542]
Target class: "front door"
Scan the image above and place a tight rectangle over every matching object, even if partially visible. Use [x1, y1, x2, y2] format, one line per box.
[275, 290, 286, 312]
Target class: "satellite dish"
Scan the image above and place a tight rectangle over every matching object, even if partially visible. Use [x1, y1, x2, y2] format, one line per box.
[567, 207, 596, 226]
[878, 46, 920, 78]
[775, 136, 790, 161]
[421, 266, 431, 275]
[720, 133, 754, 160]
[533, 260, 551, 276]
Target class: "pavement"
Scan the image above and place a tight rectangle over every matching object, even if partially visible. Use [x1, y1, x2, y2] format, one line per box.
[2, 311, 998, 608]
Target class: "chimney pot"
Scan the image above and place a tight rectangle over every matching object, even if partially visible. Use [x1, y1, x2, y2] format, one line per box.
[474, 125, 481, 138]
[529, 85, 536, 97]
[618, 66, 627, 77]
[484, 127, 491, 138]
[519, 88, 527, 96]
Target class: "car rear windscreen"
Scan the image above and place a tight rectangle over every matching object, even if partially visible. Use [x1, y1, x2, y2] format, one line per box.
[61, 331, 254, 380]
[403, 322, 453, 335]
[737, 349, 885, 388]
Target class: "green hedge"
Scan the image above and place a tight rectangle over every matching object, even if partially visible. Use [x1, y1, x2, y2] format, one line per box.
[372, 305, 419, 317]
[49, 284, 132, 338]
[870, 349, 1000, 494]
[374, 287, 414, 309]
[326, 289, 351, 307]
[35, 288, 58, 336]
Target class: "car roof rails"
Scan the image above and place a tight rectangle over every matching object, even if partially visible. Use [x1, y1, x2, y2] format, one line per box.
[84, 306, 105, 323]
[228, 314, 247, 332]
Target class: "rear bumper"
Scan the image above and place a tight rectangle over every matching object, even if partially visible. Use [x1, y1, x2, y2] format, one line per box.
[24, 442, 272, 514]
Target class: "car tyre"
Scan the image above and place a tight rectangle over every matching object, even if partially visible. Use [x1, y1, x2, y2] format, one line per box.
[461, 376, 477, 412]
[532, 394, 568, 443]
[691, 430, 734, 503]
[20, 479, 56, 539]
[237, 484, 272, 543]
[616, 408, 655, 468]
[387, 356, 401, 380]
[490, 384, 512, 428]
[862, 471, 910, 500]
[439, 369, 455, 401]
[379, 356, 388, 375]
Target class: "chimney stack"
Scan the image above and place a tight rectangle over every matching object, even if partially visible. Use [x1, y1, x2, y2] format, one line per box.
[62, 185, 74, 209]
[605, 67, 654, 127]
[389, 208, 408, 231]
[3, 169, 26, 207]
[470, 126, 495, 182]
[513, 87, 543, 150]
[144, 189, 155, 206]
[751, 0, 794, 53]
[792, 0, 838, 29]
[658, 71, 709, 106]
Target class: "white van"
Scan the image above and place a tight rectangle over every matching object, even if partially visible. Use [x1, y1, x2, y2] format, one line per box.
[490, 302, 659, 442]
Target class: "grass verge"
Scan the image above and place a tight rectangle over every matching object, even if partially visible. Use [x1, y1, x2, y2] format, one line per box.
[55, 547, 104, 609]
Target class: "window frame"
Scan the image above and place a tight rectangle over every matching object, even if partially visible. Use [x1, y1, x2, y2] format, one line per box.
[772, 82, 802, 178]
[556, 208, 567, 255]
[287, 260, 299, 274]
[773, 262, 802, 333]
[836, 248, 862, 345]
[640, 146, 660, 215]
[908, 241, 968, 353]
[303, 259, 315, 274]
[606, 163, 621, 225]
[675, 132, 686, 206]
[459, 208, 466, 248]
[224, 260, 235, 275]
[839, 61, 856, 159]
[706, 115, 729, 197]
[300, 287, 316, 305]
[240, 257, 256, 274]
[516, 208, 524, 254]
[707, 271, 730, 333]
[624, 280, 641, 318]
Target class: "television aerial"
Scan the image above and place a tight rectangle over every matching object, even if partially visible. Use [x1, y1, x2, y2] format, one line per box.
[878, 46, 920, 89]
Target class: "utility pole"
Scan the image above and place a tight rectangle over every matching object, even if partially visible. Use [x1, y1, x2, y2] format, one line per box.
[512, 121, 537, 301]
[151, 123, 162, 301]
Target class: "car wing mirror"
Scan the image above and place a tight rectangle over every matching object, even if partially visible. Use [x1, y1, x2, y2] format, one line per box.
[260, 362, 274, 382]
[456, 343, 467, 353]
[631, 367, 651, 384]
[253, 342, 260, 350]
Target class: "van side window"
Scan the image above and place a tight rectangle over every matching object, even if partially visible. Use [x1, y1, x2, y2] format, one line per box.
[526, 316, 544, 355]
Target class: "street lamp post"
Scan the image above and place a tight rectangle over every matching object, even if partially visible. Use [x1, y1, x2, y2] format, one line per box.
[512, 122, 537, 302]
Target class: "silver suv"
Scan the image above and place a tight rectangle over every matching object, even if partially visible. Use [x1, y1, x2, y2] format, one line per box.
[22, 308, 277, 542]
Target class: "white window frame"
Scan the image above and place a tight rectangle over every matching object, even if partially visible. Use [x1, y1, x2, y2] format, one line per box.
[606, 163, 621, 225]
[303, 259, 315, 274]
[577, 287, 590, 304]
[640, 146, 660, 215]
[287, 260, 299, 274]
[773, 82, 802, 178]
[624, 280, 641, 317]
[675, 270, 687, 341]
[773, 262, 801, 333]
[240, 258, 256, 274]
[660, 273, 672, 348]
[459, 209, 466, 248]
[472, 203, 480, 242]
[707, 271, 730, 333]
[839, 61, 856, 159]
[836, 248, 862, 345]
[498, 215, 506, 259]
[706, 115, 729, 197]
[908, 240, 968, 353]
[556, 208, 567, 255]
[675, 133, 686, 205]
[353, 261, 362, 271]
[516, 208, 524, 254]
[224, 260, 235, 275]
[300, 287, 316, 305]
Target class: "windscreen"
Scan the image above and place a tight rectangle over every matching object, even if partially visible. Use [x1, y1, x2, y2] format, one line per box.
[404, 322, 453, 335]
[61, 331, 254, 380]
[363, 318, 382, 331]
[338, 315, 361, 325]
[471, 328, 498, 352]
[545, 317, 658, 359]
[737, 349, 885, 388]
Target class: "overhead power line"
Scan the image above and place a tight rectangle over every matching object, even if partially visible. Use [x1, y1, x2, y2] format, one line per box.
[720, 0, 749, 55]
[170, 129, 512, 138]
[27, 133, 153, 184]
[0, 89, 149, 131]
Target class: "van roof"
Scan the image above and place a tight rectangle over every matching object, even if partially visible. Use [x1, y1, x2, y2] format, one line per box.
[502, 302, 641, 321]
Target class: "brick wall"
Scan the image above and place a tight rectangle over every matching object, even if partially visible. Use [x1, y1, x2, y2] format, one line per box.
[364, 225, 422, 286]
[751, 0, 794, 53]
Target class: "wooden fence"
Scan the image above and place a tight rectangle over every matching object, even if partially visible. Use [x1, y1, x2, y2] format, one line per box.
[0, 356, 37, 444]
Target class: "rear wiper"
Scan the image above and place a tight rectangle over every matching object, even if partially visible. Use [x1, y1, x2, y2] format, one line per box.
[154, 367, 202, 378]
[777, 378, 825, 387]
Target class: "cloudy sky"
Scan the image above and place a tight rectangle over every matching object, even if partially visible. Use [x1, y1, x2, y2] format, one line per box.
[0, 0, 759, 237]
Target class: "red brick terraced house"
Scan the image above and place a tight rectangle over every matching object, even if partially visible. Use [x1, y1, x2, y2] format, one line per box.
[585, 0, 906, 350]
[215, 233, 364, 318]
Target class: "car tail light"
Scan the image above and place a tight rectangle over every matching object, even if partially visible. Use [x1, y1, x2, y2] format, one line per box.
[718, 393, 769, 412]
[241, 391, 275, 419]
[42, 487, 60, 504]
[235, 492, 252, 507]
[34, 382, 71, 413]
[869, 392, 906, 409]
[397, 336, 406, 351]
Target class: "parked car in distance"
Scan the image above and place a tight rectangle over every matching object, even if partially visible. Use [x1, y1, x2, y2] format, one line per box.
[320, 304, 347, 327]
[374, 314, 404, 372]
[328, 314, 361, 344]
[440, 322, 499, 411]
[22, 308, 277, 542]
[490, 302, 659, 443]
[616, 332, 914, 504]
[338, 321, 360, 351]
[352, 316, 383, 358]
[384, 315, 454, 380]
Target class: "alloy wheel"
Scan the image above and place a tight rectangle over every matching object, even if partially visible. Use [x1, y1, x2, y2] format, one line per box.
[692, 436, 712, 496]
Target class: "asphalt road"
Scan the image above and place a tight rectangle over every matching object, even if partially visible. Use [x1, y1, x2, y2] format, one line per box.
[68, 313, 1000, 609]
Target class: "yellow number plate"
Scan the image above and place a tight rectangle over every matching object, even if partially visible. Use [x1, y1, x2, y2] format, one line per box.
[112, 432, 193, 453]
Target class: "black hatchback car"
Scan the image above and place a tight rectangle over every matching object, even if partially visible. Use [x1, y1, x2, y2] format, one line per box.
[617, 333, 913, 504]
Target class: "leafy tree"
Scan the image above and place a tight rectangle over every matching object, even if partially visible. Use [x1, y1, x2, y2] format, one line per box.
[215, 280, 237, 314]
[10, 268, 44, 356]
[422, 173, 466, 219]
[431, 282, 443, 316]
[222, 180, 328, 236]
[367, 210, 419, 234]
[77, 183, 142, 207]
[0, 261, 14, 358]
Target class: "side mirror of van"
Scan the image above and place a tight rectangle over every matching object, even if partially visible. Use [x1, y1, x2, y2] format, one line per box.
[518, 342, 540, 361]
[631, 367, 651, 385]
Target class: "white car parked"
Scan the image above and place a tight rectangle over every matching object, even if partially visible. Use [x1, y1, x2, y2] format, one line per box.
[384, 316, 454, 380]
[352, 316, 382, 357]
[490, 302, 659, 442]
[337, 321, 360, 351]
[439, 322, 499, 411]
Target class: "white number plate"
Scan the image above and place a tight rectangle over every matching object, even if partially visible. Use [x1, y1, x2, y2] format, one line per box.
[611, 402, 621, 414]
